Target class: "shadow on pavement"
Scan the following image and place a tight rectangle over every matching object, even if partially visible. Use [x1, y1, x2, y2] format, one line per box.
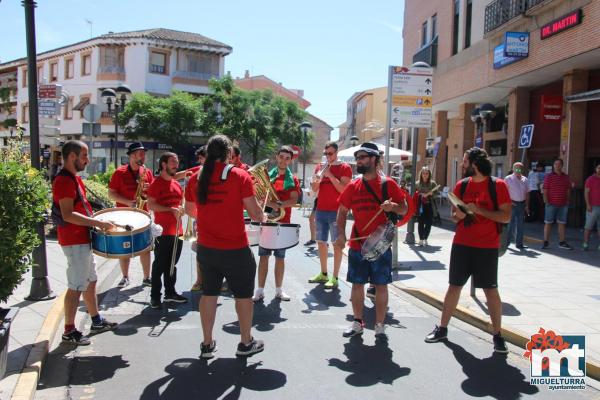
[140, 358, 286, 399]
[112, 310, 183, 337]
[327, 336, 411, 386]
[222, 299, 288, 335]
[392, 272, 416, 281]
[38, 353, 130, 389]
[398, 260, 446, 271]
[473, 297, 522, 317]
[506, 246, 542, 259]
[443, 341, 539, 399]
[301, 286, 347, 314]
[344, 302, 405, 330]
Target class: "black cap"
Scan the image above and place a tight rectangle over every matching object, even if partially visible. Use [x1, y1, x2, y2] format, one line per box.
[126, 142, 145, 155]
[354, 142, 380, 157]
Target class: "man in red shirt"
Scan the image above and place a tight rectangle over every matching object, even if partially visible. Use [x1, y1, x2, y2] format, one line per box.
[309, 141, 352, 289]
[147, 152, 187, 308]
[335, 143, 407, 339]
[52, 140, 117, 345]
[583, 164, 600, 250]
[231, 145, 250, 171]
[542, 158, 573, 249]
[424, 147, 511, 353]
[108, 142, 154, 288]
[252, 146, 300, 302]
[190, 134, 266, 359]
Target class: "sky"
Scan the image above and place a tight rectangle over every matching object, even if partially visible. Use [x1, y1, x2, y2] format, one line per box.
[0, 0, 405, 139]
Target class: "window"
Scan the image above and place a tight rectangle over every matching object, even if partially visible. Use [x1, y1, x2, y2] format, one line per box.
[65, 58, 74, 79]
[37, 65, 44, 83]
[50, 62, 58, 82]
[101, 46, 124, 69]
[81, 54, 91, 76]
[76, 95, 91, 119]
[452, 0, 460, 55]
[64, 96, 74, 120]
[431, 14, 437, 39]
[22, 68, 28, 88]
[150, 51, 167, 74]
[22, 103, 29, 123]
[421, 21, 428, 46]
[185, 52, 218, 74]
[465, 0, 472, 49]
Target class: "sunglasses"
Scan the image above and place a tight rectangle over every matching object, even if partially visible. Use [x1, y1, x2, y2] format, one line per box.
[355, 154, 371, 161]
[323, 151, 335, 156]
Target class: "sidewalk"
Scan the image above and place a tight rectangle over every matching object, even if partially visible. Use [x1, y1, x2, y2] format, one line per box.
[0, 239, 119, 399]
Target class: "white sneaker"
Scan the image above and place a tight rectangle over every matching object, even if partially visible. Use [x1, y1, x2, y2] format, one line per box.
[343, 320, 364, 338]
[117, 277, 129, 288]
[418, 240, 423, 246]
[275, 290, 291, 301]
[252, 290, 264, 302]
[424, 240, 428, 246]
[374, 323, 387, 338]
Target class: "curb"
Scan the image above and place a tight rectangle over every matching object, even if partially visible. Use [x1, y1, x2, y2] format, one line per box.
[10, 257, 118, 400]
[399, 286, 600, 382]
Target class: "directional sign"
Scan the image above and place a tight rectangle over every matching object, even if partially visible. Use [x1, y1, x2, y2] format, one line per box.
[519, 124, 535, 148]
[38, 84, 62, 99]
[389, 65, 433, 128]
[38, 100, 61, 116]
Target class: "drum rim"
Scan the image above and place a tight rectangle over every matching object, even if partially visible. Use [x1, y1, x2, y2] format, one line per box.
[258, 240, 299, 251]
[92, 207, 151, 236]
[92, 244, 152, 259]
[257, 222, 300, 227]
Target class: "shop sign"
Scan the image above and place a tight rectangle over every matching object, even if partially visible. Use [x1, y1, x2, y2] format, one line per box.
[541, 95, 563, 121]
[504, 32, 529, 58]
[541, 9, 582, 40]
[493, 43, 524, 69]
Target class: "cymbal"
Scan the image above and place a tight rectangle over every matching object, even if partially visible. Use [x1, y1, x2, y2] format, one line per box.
[448, 192, 476, 226]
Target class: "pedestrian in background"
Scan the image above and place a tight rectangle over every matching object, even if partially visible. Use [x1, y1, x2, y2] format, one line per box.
[504, 162, 530, 249]
[583, 164, 600, 251]
[527, 162, 545, 222]
[542, 158, 572, 249]
[415, 166, 438, 247]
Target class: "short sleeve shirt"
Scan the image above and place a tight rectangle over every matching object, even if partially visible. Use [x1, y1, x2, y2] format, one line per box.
[52, 172, 92, 246]
[108, 165, 154, 209]
[543, 172, 570, 206]
[452, 177, 511, 249]
[316, 163, 353, 211]
[339, 176, 406, 251]
[271, 174, 301, 224]
[585, 174, 600, 207]
[147, 177, 183, 236]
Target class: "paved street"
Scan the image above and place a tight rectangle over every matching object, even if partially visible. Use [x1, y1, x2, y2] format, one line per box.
[33, 210, 600, 399]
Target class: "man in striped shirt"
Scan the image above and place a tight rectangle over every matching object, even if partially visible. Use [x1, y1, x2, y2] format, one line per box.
[542, 158, 572, 249]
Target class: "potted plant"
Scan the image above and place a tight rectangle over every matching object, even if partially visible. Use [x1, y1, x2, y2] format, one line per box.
[0, 139, 49, 377]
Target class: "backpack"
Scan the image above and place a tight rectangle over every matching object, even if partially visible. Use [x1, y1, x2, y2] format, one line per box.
[459, 176, 509, 256]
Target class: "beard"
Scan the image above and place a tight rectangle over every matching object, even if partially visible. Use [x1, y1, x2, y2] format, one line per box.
[167, 167, 176, 177]
[463, 165, 475, 178]
[74, 159, 86, 172]
[357, 165, 369, 174]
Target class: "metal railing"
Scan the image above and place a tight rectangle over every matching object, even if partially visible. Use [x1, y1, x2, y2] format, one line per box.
[413, 36, 438, 67]
[483, 0, 556, 33]
[172, 70, 219, 81]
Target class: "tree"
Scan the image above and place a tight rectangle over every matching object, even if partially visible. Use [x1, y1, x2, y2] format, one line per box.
[118, 91, 203, 147]
[199, 76, 309, 164]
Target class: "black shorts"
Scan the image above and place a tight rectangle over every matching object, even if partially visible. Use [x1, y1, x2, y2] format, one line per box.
[449, 244, 499, 289]
[196, 245, 256, 298]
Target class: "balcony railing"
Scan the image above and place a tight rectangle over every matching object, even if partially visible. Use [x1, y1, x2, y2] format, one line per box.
[413, 36, 438, 67]
[485, 0, 552, 33]
[172, 70, 220, 81]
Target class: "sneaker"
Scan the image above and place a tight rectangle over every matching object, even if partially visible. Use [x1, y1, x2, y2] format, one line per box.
[150, 298, 162, 309]
[493, 334, 509, 354]
[304, 239, 316, 246]
[252, 290, 265, 302]
[374, 323, 387, 338]
[275, 290, 291, 301]
[62, 329, 91, 346]
[90, 318, 118, 333]
[582, 242, 589, 251]
[424, 240, 428, 246]
[164, 293, 188, 303]
[366, 286, 376, 299]
[324, 276, 339, 289]
[343, 320, 364, 338]
[542, 241, 549, 249]
[117, 277, 130, 288]
[191, 282, 203, 292]
[308, 272, 328, 283]
[559, 241, 573, 250]
[425, 325, 448, 343]
[142, 278, 152, 287]
[236, 338, 264, 357]
[418, 240, 423, 246]
[200, 340, 217, 359]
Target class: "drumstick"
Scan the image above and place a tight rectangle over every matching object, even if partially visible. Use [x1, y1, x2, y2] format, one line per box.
[362, 197, 392, 232]
[348, 235, 369, 242]
[108, 221, 133, 231]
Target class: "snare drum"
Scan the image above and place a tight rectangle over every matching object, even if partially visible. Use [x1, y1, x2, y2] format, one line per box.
[360, 222, 396, 262]
[245, 218, 259, 247]
[257, 222, 300, 250]
[91, 208, 153, 259]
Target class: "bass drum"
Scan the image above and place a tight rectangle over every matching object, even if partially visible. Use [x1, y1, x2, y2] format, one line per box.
[245, 218, 259, 247]
[257, 222, 300, 250]
[91, 208, 152, 259]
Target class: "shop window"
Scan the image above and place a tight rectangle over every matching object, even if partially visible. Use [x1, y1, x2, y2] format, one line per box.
[487, 139, 507, 157]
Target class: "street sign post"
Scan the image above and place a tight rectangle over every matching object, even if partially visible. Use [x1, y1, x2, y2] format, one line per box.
[38, 99, 60, 116]
[519, 124, 535, 163]
[38, 84, 62, 99]
[390, 65, 433, 129]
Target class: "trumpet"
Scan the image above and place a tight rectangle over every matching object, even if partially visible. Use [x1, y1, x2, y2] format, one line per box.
[316, 162, 329, 178]
[135, 165, 147, 209]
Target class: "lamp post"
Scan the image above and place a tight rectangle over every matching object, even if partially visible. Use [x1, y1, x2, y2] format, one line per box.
[300, 121, 312, 188]
[349, 135, 359, 147]
[101, 84, 131, 169]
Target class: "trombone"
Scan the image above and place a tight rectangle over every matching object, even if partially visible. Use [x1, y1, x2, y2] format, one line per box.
[179, 175, 196, 241]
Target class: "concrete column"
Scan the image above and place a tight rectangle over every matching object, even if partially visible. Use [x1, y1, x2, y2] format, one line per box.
[507, 87, 530, 167]
[562, 69, 588, 187]
[433, 110, 448, 186]
[459, 103, 476, 152]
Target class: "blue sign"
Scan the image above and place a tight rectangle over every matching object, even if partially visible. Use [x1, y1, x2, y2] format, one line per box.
[504, 32, 530, 57]
[519, 124, 535, 149]
[493, 44, 523, 69]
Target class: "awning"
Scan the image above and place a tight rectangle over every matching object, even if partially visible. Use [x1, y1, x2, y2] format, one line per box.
[565, 89, 600, 103]
[72, 97, 90, 111]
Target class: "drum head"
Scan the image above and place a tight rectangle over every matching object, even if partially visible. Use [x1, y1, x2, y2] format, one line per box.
[93, 208, 151, 233]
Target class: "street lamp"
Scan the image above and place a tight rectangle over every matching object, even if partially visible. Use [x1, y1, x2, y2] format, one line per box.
[349, 135, 359, 147]
[299, 121, 312, 188]
[101, 84, 131, 168]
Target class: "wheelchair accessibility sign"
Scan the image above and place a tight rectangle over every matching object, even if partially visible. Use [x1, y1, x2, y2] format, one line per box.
[519, 124, 534, 149]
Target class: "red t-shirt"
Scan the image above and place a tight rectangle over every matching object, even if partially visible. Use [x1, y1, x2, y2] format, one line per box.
[188, 162, 255, 249]
[317, 163, 352, 211]
[452, 177, 511, 249]
[271, 173, 301, 224]
[147, 176, 183, 236]
[339, 176, 406, 251]
[187, 165, 202, 174]
[108, 165, 154, 209]
[52, 172, 92, 246]
[544, 172, 570, 206]
[585, 174, 600, 207]
[235, 162, 250, 171]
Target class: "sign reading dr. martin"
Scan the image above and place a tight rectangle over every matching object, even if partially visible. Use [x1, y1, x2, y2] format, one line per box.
[524, 327, 586, 391]
[389, 65, 433, 128]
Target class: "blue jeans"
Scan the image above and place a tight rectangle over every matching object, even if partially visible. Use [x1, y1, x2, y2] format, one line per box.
[507, 201, 525, 247]
[315, 210, 338, 243]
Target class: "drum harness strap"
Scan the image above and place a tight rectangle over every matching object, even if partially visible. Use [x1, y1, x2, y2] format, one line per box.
[352, 178, 398, 244]
[51, 170, 94, 242]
